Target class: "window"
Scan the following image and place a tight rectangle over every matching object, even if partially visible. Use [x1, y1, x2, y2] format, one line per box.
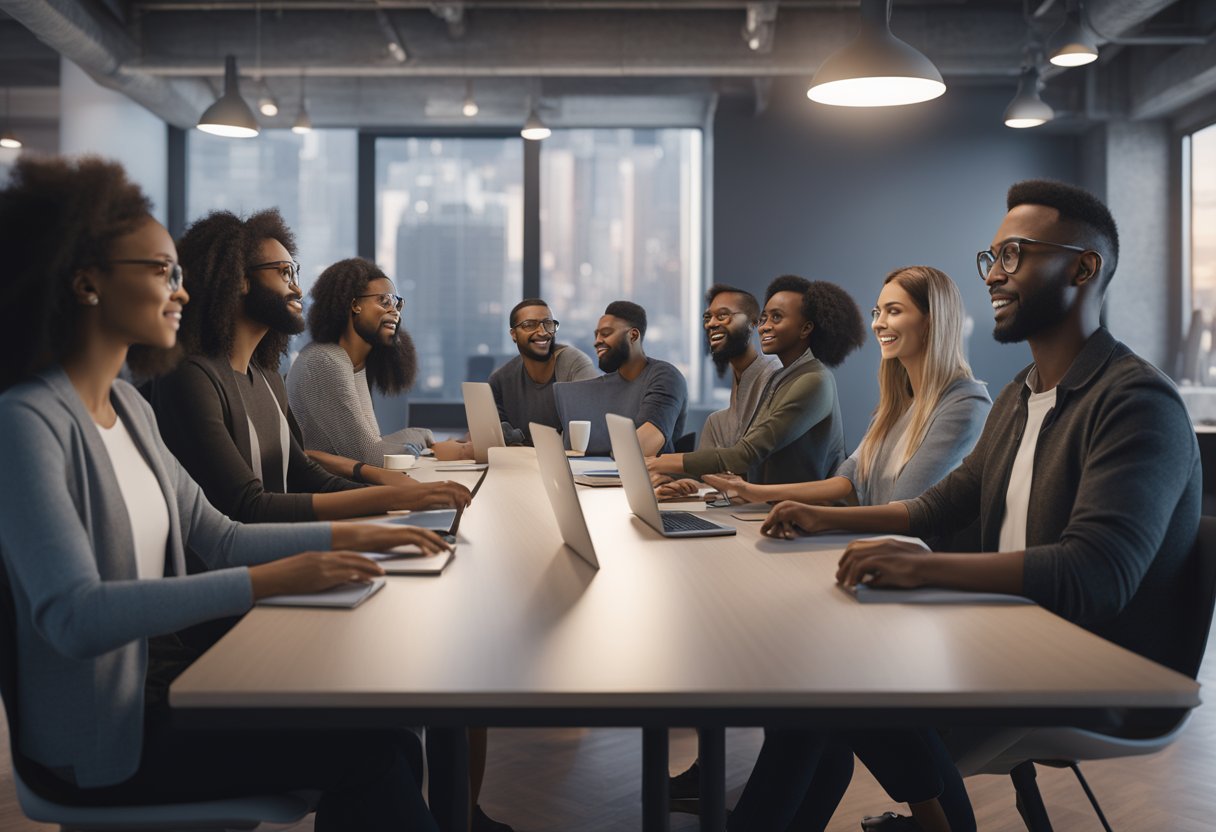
[187, 129, 358, 294]
[540, 129, 704, 401]
[374, 137, 524, 401]
[1191, 123, 1216, 315]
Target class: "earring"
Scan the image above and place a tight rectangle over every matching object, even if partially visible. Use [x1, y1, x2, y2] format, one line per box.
[85, 295, 99, 306]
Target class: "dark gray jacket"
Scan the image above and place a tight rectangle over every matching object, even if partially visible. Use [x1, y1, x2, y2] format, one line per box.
[904, 328, 1201, 674]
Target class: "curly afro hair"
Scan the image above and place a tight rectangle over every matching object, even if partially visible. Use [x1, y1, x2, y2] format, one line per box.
[764, 274, 866, 368]
[175, 208, 297, 371]
[0, 156, 153, 392]
[307, 257, 418, 395]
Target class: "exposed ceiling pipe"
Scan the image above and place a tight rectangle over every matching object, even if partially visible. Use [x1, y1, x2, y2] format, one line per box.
[131, 0, 967, 10]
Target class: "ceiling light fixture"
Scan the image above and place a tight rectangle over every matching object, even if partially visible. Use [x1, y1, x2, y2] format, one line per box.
[741, 2, 777, 53]
[1004, 66, 1054, 128]
[0, 88, 21, 149]
[292, 72, 312, 134]
[197, 55, 260, 138]
[462, 81, 479, 118]
[521, 100, 550, 141]
[807, 0, 946, 108]
[258, 91, 279, 117]
[1047, 0, 1099, 67]
[377, 10, 409, 63]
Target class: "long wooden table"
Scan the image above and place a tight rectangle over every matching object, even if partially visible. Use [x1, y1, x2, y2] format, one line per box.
[171, 447, 1201, 831]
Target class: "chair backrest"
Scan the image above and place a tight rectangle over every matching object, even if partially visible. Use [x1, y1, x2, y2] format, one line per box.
[1179, 515, 1216, 680]
[553, 379, 622, 456]
[673, 432, 697, 453]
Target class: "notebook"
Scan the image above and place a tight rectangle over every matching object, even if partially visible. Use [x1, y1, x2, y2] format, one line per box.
[257, 577, 386, 608]
[365, 547, 455, 575]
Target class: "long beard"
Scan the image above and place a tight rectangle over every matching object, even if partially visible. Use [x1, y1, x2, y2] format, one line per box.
[598, 339, 631, 373]
[708, 328, 751, 377]
[245, 281, 305, 335]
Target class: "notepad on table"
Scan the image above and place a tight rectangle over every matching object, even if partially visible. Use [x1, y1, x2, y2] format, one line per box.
[257, 577, 386, 608]
[852, 586, 1034, 605]
[365, 547, 455, 575]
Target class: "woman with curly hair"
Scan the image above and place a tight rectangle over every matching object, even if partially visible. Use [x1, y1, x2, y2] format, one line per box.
[286, 257, 472, 466]
[143, 210, 471, 524]
[0, 156, 449, 828]
[648, 275, 867, 486]
[703, 266, 991, 510]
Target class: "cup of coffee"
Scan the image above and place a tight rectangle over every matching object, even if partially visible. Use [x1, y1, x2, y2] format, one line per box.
[383, 454, 417, 470]
[568, 420, 592, 454]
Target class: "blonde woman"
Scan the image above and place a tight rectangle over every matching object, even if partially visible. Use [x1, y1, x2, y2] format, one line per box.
[705, 266, 991, 509]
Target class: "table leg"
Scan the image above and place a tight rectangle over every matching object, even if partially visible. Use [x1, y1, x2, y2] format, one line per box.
[698, 727, 726, 832]
[427, 726, 470, 832]
[641, 727, 670, 832]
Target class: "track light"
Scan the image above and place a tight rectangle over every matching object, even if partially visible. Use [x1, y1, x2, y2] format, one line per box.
[1048, 2, 1099, 67]
[292, 73, 312, 134]
[807, 0, 945, 108]
[462, 81, 479, 118]
[197, 55, 259, 138]
[258, 95, 279, 117]
[1004, 67, 1054, 128]
[521, 101, 550, 141]
[742, 2, 777, 53]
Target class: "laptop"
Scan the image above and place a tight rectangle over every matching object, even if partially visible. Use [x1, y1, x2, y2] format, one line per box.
[605, 413, 736, 538]
[377, 467, 489, 543]
[462, 382, 507, 464]
[530, 422, 600, 569]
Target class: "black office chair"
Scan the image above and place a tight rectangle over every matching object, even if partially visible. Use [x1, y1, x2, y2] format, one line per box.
[0, 564, 316, 831]
[673, 432, 697, 453]
[957, 516, 1216, 832]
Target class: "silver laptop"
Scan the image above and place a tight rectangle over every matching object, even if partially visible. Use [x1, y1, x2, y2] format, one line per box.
[605, 413, 736, 538]
[531, 422, 600, 569]
[461, 382, 507, 464]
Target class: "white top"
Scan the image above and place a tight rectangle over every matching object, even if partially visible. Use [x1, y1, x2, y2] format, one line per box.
[998, 370, 1058, 553]
[97, 414, 170, 580]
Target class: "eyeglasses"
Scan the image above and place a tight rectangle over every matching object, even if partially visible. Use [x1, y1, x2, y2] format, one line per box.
[103, 259, 184, 292]
[511, 318, 559, 334]
[702, 309, 748, 325]
[976, 238, 1088, 280]
[249, 260, 302, 285]
[356, 292, 404, 311]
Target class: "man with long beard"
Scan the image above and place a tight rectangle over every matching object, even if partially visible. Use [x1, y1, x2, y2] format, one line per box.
[287, 257, 472, 462]
[488, 297, 598, 446]
[699, 283, 779, 449]
[146, 209, 471, 524]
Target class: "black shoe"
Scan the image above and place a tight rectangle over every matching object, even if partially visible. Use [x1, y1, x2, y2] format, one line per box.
[860, 812, 921, 831]
[472, 804, 515, 832]
[669, 760, 700, 814]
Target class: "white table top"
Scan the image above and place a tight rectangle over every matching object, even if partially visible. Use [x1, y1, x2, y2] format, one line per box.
[171, 448, 1200, 718]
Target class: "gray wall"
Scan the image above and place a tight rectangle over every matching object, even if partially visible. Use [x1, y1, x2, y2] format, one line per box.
[711, 81, 1082, 449]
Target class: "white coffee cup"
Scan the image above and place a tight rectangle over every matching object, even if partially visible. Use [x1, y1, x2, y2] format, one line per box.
[568, 420, 592, 454]
[383, 454, 417, 470]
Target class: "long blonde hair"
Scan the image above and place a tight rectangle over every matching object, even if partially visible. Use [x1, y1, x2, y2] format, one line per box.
[855, 266, 973, 482]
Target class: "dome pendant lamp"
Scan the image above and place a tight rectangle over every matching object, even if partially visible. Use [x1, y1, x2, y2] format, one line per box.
[197, 55, 260, 138]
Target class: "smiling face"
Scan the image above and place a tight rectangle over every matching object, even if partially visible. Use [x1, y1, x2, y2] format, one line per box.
[872, 280, 929, 365]
[593, 314, 635, 373]
[352, 277, 402, 348]
[243, 237, 305, 335]
[758, 291, 811, 361]
[704, 292, 754, 373]
[510, 303, 556, 361]
[88, 216, 189, 350]
[985, 204, 1082, 344]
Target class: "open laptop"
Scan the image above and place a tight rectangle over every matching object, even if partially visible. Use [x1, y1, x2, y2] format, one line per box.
[378, 467, 488, 543]
[605, 413, 736, 538]
[461, 382, 507, 464]
[531, 422, 601, 569]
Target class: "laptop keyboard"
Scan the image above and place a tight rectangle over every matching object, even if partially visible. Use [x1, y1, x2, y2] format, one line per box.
[661, 512, 723, 533]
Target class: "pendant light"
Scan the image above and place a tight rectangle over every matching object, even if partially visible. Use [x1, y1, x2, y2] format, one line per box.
[253, 5, 278, 117]
[292, 73, 312, 134]
[197, 55, 260, 138]
[0, 88, 21, 149]
[520, 99, 550, 141]
[807, 0, 945, 108]
[1004, 66, 1054, 128]
[462, 81, 479, 118]
[1047, 0, 1099, 67]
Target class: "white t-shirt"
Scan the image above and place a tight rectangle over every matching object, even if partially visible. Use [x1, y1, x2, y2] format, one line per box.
[998, 369, 1057, 553]
[97, 415, 170, 580]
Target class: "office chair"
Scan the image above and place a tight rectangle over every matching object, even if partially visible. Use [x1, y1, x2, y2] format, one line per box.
[956, 516, 1216, 832]
[673, 432, 697, 453]
[553, 379, 619, 455]
[0, 567, 316, 831]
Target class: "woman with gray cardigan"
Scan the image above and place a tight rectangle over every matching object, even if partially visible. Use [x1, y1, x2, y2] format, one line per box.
[0, 157, 445, 829]
[704, 266, 991, 511]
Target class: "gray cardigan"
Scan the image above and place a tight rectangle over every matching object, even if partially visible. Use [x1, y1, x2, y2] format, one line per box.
[0, 367, 330, 788]
[904, 329, 1201, 675]
[835, 377, 991, 506]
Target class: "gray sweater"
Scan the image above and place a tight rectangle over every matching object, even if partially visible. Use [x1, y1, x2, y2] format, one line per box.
[488, 345, 598, 445]
[835, 377, 991, 506]
[904, 329, 1201, 674]
[0, 367, 330, 787]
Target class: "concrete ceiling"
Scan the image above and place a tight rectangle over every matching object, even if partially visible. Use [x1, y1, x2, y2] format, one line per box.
[0, 0, 1213, 130]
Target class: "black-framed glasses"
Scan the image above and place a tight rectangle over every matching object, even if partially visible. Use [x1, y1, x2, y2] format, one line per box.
[249, 260, 301, 285]
[511, 318, 559, 334]
[356, 292, 404, 311]
[103, 259, 183, 292]
[976, 238, 1088, 280]
[702, 309, 748, 326]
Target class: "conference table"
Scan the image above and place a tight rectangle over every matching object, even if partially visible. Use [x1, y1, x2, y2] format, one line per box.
[171, 447, 1201, 831]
